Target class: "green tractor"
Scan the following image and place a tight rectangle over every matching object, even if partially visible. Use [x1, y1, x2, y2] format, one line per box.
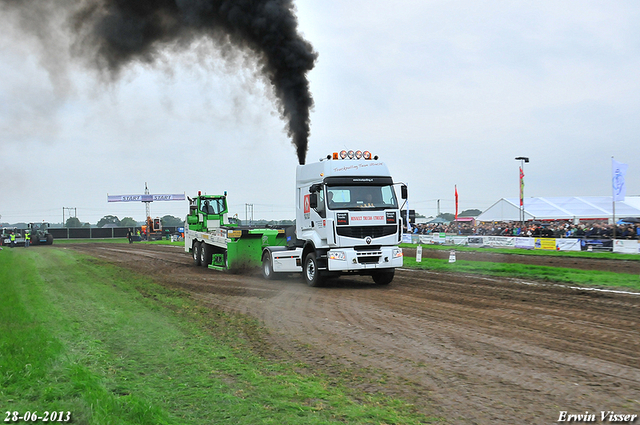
[28, 222, 54, 245]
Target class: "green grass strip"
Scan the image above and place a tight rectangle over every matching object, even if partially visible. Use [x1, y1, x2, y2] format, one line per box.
[400, 242, 640, 261]
[0, 248, 440, 424]
[404, 257, 640, 291]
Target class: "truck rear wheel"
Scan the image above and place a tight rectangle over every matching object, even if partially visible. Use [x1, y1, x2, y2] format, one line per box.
[201, 243, 212, 267]
[303, 252, 323, 287]
[262, 252, 275, 280]
[372, 269, 395, 285]
[193, 242, 201, 266]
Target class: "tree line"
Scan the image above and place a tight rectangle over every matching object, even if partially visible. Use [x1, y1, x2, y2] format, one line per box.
[64, 215, 185, 228]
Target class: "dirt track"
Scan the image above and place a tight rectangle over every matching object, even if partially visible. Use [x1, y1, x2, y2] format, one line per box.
[66, 243, 640, 424]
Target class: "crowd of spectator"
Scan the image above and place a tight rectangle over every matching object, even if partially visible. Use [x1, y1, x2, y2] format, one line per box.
[404, 220, 640, 239]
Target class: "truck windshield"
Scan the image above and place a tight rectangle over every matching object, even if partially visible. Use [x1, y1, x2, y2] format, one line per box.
[201, 198, 225, 215]
[326, 185, 398, 210]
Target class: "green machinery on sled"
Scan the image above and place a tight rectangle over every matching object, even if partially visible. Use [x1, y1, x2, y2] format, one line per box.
[184, 192, 287, 271]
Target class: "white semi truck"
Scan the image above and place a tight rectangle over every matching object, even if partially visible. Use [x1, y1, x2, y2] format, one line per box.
[261, 150, 406, 286]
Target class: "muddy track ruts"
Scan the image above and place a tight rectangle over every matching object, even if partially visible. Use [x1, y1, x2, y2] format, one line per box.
[66, 243, 640, 424]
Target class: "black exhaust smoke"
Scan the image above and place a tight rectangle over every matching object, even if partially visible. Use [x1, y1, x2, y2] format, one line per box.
[1, 0, 317, 164]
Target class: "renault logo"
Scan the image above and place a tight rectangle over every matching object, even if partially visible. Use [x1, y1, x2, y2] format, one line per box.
[365, 236, 372, 244]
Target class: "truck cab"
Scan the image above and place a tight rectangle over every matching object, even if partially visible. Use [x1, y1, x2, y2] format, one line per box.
[262, 150, 406, 286]
[186, 193, 233, 232]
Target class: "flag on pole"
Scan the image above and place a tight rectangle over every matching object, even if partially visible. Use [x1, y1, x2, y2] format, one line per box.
[612, 158, 628, 202]
[454, 185, 459, 220]
[519, 167, 525, 206]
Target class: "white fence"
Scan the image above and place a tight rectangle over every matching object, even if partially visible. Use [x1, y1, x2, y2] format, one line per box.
[402, 233, 640, 254]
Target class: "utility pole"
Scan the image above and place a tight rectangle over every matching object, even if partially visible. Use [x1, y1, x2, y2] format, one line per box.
[245, 204, 254, 225]
[63, 207, 77, 226]
[144, 182, 151, 221]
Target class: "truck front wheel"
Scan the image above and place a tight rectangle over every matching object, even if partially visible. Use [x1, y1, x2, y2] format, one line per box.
[372, 269, 395, 285]
[262, 252, 275, 280]
[303, 252, 323, 287]
[193, 242, 201, 266]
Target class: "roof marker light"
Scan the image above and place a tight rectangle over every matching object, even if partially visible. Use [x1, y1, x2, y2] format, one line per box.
[347, 150, 355, 159]
[340, 150, 348, 159]
[363, 151, 371, 160]
[355, 150, 362, 159]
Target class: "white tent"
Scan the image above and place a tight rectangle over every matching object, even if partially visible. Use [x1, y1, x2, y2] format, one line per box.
[477, 196, 640, 222]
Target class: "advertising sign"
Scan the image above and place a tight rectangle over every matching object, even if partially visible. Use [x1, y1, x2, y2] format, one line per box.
[613, 239, 640, 254]
[303, 194, 310, 219]
[535, 238, 557, 250]
[348, 212, 387, 225]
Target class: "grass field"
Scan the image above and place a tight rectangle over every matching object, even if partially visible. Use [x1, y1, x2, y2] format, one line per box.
[0, 248, 438, 424]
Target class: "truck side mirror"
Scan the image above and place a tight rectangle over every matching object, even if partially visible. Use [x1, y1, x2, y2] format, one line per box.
[309, 193, 318, 209]
[401, 185, 408, 200]
[309, 183, 322, 193]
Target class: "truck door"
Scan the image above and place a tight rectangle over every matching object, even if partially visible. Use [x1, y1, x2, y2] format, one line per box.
[310, 187, 329, 243]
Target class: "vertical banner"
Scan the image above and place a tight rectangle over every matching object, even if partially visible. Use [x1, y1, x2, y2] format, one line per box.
[612, 158, 628, 202]
[519, 166, 525, 206]
[455, 185, 459, 220]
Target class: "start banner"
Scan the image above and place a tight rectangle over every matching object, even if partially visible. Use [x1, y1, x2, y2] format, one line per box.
[108, 194, 185, 202]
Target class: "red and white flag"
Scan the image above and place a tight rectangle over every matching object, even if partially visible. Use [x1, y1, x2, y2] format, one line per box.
[455, 185, 459, 220]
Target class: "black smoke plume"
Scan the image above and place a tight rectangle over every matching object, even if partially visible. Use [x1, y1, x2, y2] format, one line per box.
[1, 0, 317, 164]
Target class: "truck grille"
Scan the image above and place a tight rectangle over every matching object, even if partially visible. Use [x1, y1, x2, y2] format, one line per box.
[357, 250, 382, 264]
[336, 225, 397, 239]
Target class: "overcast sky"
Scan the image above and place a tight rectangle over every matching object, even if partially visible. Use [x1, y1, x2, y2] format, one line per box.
[1, 1, 639, 225]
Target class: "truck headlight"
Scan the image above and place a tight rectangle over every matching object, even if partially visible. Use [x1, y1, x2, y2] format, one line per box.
[393, 248, 403, 258]
[328, 250, 346, 261]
